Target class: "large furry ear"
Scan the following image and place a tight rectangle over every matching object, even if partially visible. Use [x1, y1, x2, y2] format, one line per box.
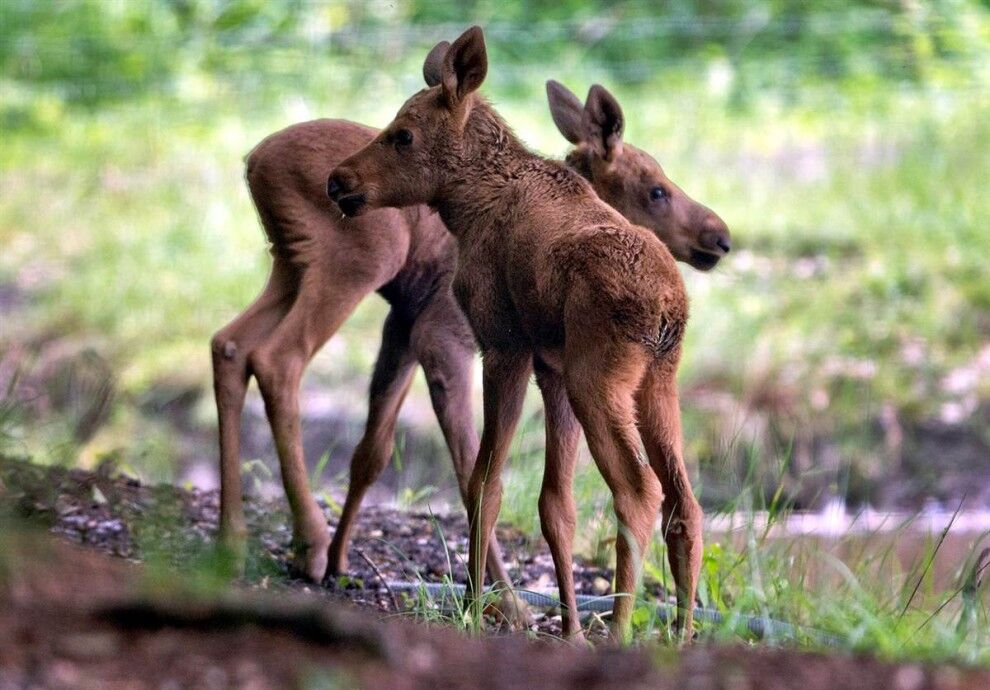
[423, 40, 450, 87]
[583, 84, 624, 161]
[546, 80, 584, 145]
[441, 26, 488, 107]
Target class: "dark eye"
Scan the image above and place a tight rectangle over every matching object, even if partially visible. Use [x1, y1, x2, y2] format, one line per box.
[650, 186, 667, 202]
[394, 129, 413, 147]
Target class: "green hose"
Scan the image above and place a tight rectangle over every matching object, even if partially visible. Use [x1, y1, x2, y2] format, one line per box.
[384, 580, 842, 646]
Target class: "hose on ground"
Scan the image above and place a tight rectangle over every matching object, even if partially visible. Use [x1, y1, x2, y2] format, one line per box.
[383, 580, 842, 646]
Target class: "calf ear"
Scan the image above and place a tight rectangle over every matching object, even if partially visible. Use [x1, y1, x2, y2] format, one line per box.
[442, 26, 488, 107]
[546, 80, 585, 145]
[583, 84, 624, 161]
[423, 40, 450, 87]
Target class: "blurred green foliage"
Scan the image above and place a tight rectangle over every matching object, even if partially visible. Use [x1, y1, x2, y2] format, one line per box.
[2, 1, 987, 109]
[1, 1, 988, 506]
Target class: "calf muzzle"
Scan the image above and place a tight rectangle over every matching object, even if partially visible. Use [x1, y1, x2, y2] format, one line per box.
[327, 169, 367, 217]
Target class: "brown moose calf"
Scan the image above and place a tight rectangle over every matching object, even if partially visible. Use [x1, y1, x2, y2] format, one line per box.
[329, 27, 725, 641]
[213, 47, 727, 620]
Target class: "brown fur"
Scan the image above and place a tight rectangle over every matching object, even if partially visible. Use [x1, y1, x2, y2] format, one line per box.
[215, 41, 727, 630]
[328, 27, 720, 640]
[212, 116, 507, 590]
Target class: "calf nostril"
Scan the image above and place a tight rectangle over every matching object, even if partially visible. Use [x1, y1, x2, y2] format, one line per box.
[716, 237, 731, 253]
[327, 175, 342, 200]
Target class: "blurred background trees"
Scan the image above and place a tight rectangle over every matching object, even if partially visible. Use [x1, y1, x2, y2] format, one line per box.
[3, 1, 986, 109]
[1, 1, 988, 514]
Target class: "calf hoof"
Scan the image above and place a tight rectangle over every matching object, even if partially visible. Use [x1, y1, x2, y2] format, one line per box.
[290, 536, 330, 583]
[217, 529, 248, 577]
[324, 553, 348, 579]
[324, 537, 349, 578]
[564, 627, 587, 644]
[485, 589, 535, 629]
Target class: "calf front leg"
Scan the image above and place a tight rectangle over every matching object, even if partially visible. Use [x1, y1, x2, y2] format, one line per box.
[415, 316, 531, 626]
[464, 350, 531, 624]
[534, 359, 583, 639]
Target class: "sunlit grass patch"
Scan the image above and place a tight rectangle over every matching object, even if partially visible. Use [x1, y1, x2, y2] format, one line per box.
[496, 422, 988, 661]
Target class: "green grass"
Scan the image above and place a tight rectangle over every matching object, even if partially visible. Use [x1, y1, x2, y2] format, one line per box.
[388, 454, 990, 662]
[660, 509, 989, 664]
[3, 448, 986, 662]
[496, 412, 989, 662]
[513, 467, 989, 661]
[2, 73, 987, 493]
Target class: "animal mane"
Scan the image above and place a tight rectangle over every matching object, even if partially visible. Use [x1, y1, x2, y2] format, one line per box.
[462, 96, 593, 198]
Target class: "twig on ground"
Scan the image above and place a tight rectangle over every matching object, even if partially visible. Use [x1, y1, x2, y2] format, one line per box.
[355, 546, 400, 613]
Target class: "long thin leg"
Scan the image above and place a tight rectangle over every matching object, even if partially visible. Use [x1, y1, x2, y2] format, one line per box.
[414, 311, 532, 627]
[465, 350, 532, 613]
[565, 341, 661, 643]
[637, 360, 703, 639]
[533, 357, 583, 638]
[212, 258, 297, 559]
[411, 305, 514, 589]
[249, 271, 376, 582]
[327, 309, 418, 575]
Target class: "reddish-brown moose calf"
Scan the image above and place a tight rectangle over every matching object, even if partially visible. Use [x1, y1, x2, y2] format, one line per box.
[329, 27, 729, 640]
[214, 41, 729, 628]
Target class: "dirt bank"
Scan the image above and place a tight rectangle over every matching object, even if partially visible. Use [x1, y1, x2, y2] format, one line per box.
[2, 529, 988, 690]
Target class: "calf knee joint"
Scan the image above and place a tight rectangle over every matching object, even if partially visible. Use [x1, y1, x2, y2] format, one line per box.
[211, 334, 240, 364]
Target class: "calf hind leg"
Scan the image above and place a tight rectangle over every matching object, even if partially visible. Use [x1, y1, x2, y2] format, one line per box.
[327, 309, 418, 575]
[213, 259, 297, 563]
[565, 343, 661, 643]
[249, 273, 375, 582]
[636, 362, 703, 639]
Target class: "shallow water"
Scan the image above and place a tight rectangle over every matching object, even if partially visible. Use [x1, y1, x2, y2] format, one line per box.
[706, 500, 990, 591]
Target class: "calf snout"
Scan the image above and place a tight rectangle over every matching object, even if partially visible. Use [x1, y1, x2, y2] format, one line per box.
[327, 167, 367, 217]
[699, 215, 731, 255]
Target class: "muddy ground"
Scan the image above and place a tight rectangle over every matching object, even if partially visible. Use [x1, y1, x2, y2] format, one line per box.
[2, 458, 990, 689]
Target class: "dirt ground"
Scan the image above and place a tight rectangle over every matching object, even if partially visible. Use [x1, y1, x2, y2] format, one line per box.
[0, 457, 636, 637]
[2, 459, 989, 689]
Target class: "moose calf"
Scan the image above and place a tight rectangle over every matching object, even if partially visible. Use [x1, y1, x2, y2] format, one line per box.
[329, 26, 730, 640]
[214, 39, 728, 617]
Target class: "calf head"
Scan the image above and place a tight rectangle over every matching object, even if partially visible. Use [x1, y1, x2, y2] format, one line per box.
[328, 27, 489, 216]
[547, 80, 731, 270]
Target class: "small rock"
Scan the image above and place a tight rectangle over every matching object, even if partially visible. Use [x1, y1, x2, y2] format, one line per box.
[592, 576, 611, 596]
[894, 665, 925, 690]
[55, 632, 119, 660]
[407, 643, 437, 673]
[46, 660, 80, 687]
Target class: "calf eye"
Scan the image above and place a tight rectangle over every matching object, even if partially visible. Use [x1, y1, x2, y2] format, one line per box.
[394, 129, 413, 147]
[650, 186, 667, 202]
